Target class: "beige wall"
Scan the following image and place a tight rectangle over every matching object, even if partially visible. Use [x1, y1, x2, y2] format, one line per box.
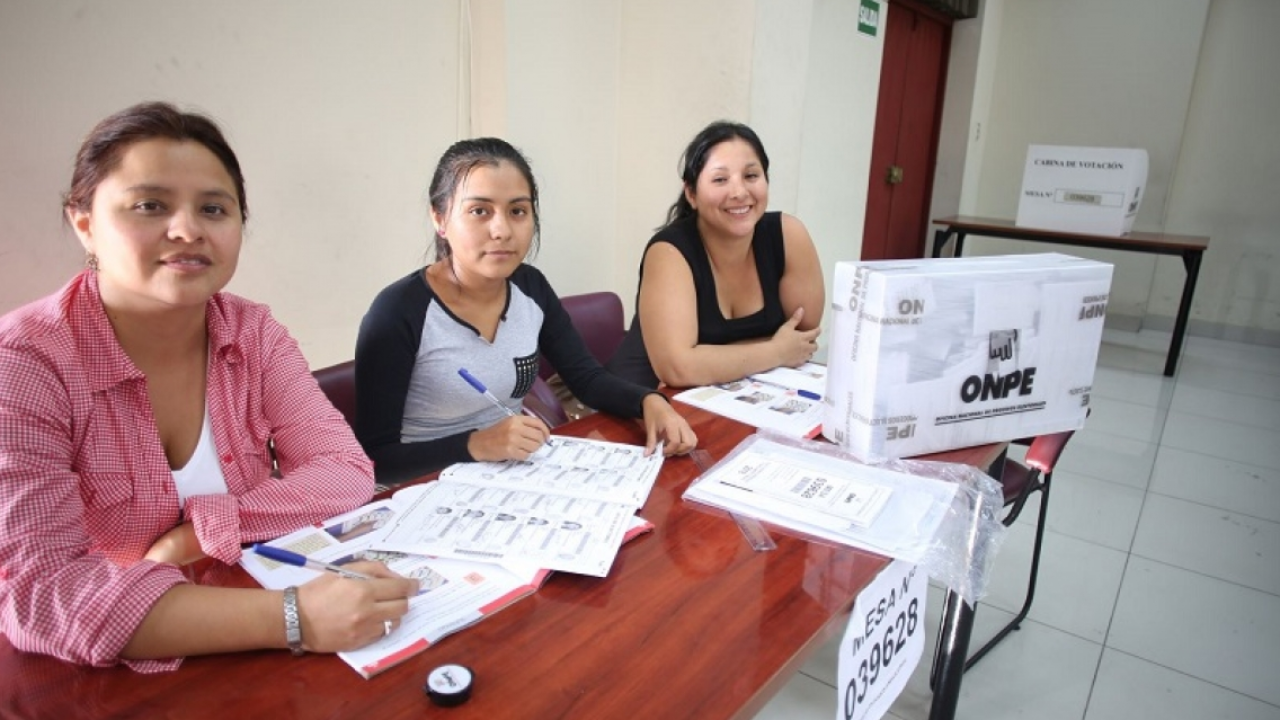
[2, 0, 1276, 372]
[0, 0, 454, 367]
[0, 0, 877, 366]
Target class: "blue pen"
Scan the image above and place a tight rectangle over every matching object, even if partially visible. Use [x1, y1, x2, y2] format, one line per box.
[251, 544, 375, 580]
[458, 368, 517, 417]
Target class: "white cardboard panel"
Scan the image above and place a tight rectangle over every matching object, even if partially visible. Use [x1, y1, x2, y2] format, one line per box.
[1016, 145, 1148, 236]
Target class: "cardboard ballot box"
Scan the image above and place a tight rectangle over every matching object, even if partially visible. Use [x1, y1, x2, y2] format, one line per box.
[1015, 145, 1148, 236]
[822, 254, 1113, 462]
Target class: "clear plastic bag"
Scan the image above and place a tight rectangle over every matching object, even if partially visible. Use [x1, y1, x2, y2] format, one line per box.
[684, 430, 1007, 605]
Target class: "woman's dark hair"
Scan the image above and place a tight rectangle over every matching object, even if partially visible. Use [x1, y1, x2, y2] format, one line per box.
[664, 120, 769, 227]
[63, 101, 247, 221]
[428, 137, 540, 261]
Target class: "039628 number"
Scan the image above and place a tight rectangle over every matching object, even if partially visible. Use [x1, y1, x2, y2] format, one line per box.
[844, 597, 919, 719]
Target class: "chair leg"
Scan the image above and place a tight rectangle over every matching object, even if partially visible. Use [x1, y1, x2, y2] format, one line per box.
[928, 589, 957, 690]
[963, 474, 1052, 672]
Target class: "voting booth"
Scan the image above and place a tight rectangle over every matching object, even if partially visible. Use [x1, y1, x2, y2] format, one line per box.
[823, 254, 1113, 462]
[1015, 145, 1148, 236]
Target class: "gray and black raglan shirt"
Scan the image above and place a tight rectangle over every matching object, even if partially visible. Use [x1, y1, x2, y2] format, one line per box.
[354, 264, 652, 484]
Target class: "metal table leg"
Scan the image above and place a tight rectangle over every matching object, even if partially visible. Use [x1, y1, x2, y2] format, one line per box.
[1164, 249, 1203, 377]
[930, 228, 968, 259]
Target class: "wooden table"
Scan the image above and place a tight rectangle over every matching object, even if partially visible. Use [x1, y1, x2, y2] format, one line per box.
[931, 214, 1210, 377]
[0, 404, 1003, 720]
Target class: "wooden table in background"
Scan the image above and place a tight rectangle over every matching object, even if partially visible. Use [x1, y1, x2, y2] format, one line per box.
[931, 214, 1210, 377]
[0, 403, 1003, 720]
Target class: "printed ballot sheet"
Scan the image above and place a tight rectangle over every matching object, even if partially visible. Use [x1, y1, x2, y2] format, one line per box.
[369, 480, 636, 577]
[439, 435, 664, 509]
[684, 435, 959, 563]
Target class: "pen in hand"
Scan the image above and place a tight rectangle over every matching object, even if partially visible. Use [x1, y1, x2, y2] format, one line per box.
[251, 544, 375, 580]
[458, 368, 517, 417]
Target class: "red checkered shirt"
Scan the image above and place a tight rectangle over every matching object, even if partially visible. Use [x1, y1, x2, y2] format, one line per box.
[0, 272, 374, 671]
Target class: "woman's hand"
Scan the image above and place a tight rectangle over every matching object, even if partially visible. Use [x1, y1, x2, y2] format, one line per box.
[467, 414, 551, 462]
[295, 561, 420, 653]
[144, 522, 207, 566]
[771, 307, 821, 368]
[640, 394, 697, 456]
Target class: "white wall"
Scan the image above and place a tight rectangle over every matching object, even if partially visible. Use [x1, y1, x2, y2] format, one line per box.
[1158, 0, 1280, 337]
[611, 0, 756, 301]
[934, 0, 1280, 344]
[478, 0, 882, 344]
[793, 0, 885, 283]
[0, 1, 455, 367]
[504, 0, 623, 298]
[3, 0, 1275, 370]
[954, 0, 1211, 321]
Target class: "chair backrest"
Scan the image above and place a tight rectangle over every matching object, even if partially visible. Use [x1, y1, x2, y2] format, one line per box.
[313, 360, 357, 427]
[539, 291, 626, 380]
[523, 376, 570, 427]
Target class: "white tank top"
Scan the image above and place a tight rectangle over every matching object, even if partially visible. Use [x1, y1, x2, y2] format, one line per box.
[171, 405, 229, 508]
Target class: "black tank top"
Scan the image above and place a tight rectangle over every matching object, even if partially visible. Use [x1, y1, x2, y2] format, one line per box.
[607, 212, 788, 388]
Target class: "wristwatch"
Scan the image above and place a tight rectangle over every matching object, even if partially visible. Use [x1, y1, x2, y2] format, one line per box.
[283, 586, 305, 656]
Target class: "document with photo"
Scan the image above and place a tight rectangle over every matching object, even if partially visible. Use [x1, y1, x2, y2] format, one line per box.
[674, 379, 824, 438]
[368, 480, 636, 577]
[439, 435, 664, 509]
[243, 497, 652, 677]
[749, 361, 828, 399]
[242, 500, 545, 678]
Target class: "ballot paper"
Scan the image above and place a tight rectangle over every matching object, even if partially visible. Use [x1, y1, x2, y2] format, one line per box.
[437, 435, 664, 508]
[749, 361, 828, 399]
[674, 376, 824, 439]
[242, 499, 547, 678]
[368, 480, 635, 577]
[242, 495, 653, 677]
[365, 436, 662, 577]
[683, 435, 958, 563]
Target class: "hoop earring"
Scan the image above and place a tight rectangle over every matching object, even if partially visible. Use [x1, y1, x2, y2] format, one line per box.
[85, 253, 99, 272]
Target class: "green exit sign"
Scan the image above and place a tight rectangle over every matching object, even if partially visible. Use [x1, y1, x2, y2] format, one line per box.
[859, 0, 880, 37]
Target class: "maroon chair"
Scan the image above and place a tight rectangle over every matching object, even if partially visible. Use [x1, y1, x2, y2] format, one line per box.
[538, 291, 626, 380]
[931, 427, 1077, 681]
[522, 377, 568, 427]
[312, 360, 356, 428]
[529, 292, 626, 427]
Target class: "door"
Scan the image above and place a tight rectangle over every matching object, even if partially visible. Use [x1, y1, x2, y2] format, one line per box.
[862, 0, 952, 260]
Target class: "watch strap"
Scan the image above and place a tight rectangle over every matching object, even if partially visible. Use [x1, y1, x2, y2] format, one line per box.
[283, 585, 304, 656]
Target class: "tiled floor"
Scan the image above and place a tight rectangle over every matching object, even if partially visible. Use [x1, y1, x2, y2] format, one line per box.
[753, 330, 1280, 720]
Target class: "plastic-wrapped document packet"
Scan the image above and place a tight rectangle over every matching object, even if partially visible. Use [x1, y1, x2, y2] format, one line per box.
[683, 431, 1006, 604]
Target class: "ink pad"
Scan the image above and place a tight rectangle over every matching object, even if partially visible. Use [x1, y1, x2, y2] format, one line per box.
[425, 664, 474, 707]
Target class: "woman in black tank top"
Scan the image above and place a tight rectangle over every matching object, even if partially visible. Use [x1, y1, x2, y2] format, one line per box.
[609, 121, 825, 389]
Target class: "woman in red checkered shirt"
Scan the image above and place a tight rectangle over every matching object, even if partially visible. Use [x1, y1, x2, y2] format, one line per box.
[0, 102, 418, 670]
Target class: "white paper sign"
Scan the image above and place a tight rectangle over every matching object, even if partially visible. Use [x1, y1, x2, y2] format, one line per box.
[838, 560, 926, 720]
